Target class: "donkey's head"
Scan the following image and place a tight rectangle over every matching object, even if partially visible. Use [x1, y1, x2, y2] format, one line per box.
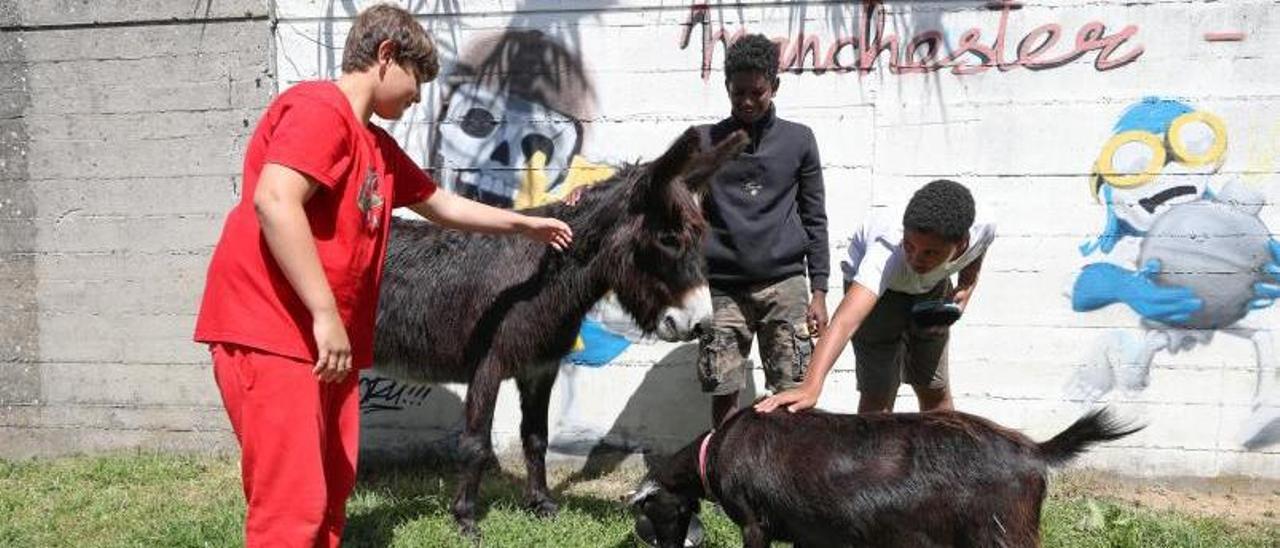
[600, 127, 748, 334]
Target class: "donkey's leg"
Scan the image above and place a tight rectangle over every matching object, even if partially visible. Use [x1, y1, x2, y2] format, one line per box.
[452, 364, 503, 537]
[516, 361, 560, 517]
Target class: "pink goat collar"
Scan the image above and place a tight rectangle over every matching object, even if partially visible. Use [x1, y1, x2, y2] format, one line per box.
[697, 430, 715, 500]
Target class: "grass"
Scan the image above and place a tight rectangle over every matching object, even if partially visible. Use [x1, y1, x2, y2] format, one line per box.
[1, 453, 1276, 547]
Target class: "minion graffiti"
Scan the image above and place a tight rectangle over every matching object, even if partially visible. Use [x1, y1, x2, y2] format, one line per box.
[1065, 97, 1280, 449]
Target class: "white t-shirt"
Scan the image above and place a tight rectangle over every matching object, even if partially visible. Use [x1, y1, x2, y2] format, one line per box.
[840, 210, 996, 296]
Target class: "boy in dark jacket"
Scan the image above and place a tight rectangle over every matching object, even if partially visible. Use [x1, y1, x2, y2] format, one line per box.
[697, 34, 829, 425]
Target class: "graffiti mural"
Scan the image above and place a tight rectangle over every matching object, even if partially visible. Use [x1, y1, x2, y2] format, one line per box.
[431, 29, 610, 208]
[356, 29, 687, 411]
[361, 28, 664, 413]
[679, 0, 1145, 78]
[256, 0, 1280, 478]
[359, 375, 433, 414]
[427, 29, 645, 368]
[1064, 97, 1280, 449]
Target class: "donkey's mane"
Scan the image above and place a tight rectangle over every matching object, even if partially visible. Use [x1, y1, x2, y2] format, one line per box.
[513, 162, 681, 261]
[517, 162, 645, 222]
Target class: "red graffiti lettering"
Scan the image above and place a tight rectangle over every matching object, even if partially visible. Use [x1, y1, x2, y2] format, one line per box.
[824, 35, 858, 73]
[1090, 24, 1144, 70]
[1016, 23, 1064, 68]
[678, 1, 1145, 78]
[858, 5, 900, 73]
[948, 28, 998, 75]
[899, 31, 945, 74]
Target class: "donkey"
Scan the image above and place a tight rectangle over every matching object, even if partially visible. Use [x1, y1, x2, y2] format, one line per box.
[373, 127, 749, 535]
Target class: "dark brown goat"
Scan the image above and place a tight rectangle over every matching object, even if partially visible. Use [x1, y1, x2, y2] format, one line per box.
[628, 408, 1143, 548]
[373, 127, 748, 535]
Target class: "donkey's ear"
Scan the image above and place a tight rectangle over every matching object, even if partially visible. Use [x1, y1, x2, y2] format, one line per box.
[647, 127, 701, 186]
[683, 129, 749, 194]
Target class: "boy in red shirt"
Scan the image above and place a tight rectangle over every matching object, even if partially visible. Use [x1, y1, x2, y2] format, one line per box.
[193, 5, 571, 546]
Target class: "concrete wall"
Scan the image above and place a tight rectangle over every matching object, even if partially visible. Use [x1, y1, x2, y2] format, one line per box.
[281, 0, 1276, 479]
[3, 0, 1279, 480]
[0, 0, 272, 456]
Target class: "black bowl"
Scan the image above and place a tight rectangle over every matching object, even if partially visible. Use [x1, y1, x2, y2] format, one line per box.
[633, 512, 705, 547]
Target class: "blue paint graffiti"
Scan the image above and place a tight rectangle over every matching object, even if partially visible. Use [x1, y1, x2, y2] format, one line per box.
[1112, 96, 1193, 134]
[1065, 98, 1280, 450]
[567, 318, 632, 367]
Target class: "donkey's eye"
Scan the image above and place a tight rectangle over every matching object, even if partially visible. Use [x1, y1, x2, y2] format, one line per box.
[658, 234, 681, 248]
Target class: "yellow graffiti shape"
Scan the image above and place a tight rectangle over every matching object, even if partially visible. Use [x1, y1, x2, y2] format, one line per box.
[1245, 118, 1280, 187]
[517, 152, 616, 209]
[1168, 111, 1228, 168]
[1093, 131, 1167, 194]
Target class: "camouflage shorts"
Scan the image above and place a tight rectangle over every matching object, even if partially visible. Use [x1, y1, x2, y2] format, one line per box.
[698, 275, 814, 396]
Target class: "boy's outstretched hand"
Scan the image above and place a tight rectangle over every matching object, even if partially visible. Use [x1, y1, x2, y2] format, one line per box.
[519, 216, 573, 251]
[755, 384, 821, 413]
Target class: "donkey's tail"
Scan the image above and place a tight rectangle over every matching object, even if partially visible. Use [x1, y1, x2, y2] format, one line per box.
[1037, 408, 1144, 467]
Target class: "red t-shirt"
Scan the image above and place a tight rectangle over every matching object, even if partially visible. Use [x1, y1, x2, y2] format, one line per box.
[194, 81, 436, 368]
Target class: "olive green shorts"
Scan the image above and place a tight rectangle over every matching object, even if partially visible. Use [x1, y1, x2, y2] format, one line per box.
[849, 279, 952, 396]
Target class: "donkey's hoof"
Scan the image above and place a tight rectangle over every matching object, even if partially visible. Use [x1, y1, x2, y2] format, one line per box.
[527, 498, 560, 518]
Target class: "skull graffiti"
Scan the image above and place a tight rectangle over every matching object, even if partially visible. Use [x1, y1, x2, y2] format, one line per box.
[435, 81, 583, 208]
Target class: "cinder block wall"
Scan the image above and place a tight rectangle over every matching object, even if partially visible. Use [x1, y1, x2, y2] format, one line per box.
[3, 0, 1279, 480]
[282, 0, 1280, 479]
[0, 0, 272, 457]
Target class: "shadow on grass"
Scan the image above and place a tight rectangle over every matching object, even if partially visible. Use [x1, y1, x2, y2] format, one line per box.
[345, 455, 639, 547]
[552, 343, 762, 493]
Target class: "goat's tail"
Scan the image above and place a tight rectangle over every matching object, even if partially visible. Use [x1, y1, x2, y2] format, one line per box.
[1036, 408, 1144, 467]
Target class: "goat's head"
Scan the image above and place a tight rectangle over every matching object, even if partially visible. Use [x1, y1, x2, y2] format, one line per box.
[625, 478, 704, 548]
[600, 127, 748, 334]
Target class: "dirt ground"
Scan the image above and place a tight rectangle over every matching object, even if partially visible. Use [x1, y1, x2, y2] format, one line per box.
[1051, 469, 1280, 530]
[498, 456, 1280, 531]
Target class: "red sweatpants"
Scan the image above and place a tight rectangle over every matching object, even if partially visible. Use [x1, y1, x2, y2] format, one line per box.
[211, 343, 360, 548]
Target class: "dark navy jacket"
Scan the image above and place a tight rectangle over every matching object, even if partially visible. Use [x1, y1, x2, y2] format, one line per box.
[698, 107, 829, 291]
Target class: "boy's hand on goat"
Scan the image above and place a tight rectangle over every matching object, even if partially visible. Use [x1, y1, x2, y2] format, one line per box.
[755, 384, 821, 413]
[312, 309, 353, 382]
[519, 216, 574, 251]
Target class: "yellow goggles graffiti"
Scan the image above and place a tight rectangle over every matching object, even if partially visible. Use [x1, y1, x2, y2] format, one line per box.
[1168, 111, 1228, 167]
[1092, 111, 1227, 195]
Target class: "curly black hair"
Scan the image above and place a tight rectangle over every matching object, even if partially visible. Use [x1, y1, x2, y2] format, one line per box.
[903, 179, 975, 242]
[725, 34, 779, 81]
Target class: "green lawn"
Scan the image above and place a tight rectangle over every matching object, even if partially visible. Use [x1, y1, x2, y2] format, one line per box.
[1, 453, 1276, 547]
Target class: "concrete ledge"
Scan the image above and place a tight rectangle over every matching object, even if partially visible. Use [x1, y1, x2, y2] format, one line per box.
[2, 0, 267, 29]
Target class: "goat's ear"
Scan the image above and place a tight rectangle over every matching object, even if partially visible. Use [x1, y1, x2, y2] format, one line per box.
[683, 129, 749, 195]
[647, 127, 700, 187]
[623, 479, 661, 507]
